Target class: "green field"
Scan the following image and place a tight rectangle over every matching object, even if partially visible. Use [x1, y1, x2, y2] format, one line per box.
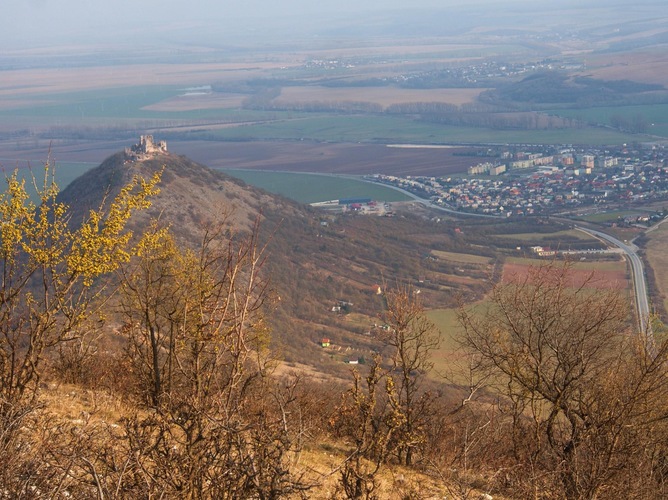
[496, 229, 596, 242]
[0, 86, 303, 125]
[0, 86, 181, 120]
[201, 113, 642, 145]
[431, 250, 492, 265]
[577, 210, 649, 223]
[220, 170, 412, 204]
[0, 82, 650, 145]
[206, 115, 453, 143]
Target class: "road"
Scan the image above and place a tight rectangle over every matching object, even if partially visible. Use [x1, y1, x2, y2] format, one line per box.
[362, 179, 502, 219]
[575, 226, 655, 354]
[358, 178, 655, 351]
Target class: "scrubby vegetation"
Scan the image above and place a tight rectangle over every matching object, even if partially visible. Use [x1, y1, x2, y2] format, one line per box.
[2, 158, 668, 499]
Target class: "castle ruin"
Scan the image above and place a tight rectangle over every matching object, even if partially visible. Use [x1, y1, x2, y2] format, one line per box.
[125, 135, 167, 160]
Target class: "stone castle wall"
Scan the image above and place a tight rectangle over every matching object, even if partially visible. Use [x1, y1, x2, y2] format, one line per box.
[125, 135, 167, 160]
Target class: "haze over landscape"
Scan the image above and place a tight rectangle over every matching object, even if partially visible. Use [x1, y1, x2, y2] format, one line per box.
[2, 0, 668, 497]
[3, 0, 664, 47]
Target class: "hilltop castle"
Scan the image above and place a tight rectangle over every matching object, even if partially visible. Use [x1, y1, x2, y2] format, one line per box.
[125, 135, 167, 160]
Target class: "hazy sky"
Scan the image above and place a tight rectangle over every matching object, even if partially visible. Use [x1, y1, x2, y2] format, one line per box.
[6, 0, 446, 37]
[2, 0, 662, 49]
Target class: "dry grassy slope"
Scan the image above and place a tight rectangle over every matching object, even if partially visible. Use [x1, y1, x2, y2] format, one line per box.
[38, 381, 462, 499]
[57, 150, 491, 375]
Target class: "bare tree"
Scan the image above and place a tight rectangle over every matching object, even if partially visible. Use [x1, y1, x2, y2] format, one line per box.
[118, 216, 312, 498]
[380, 285, 440, 466]
[118, 222, 183, 407]
[459, 261, 668, 498]
[332, 354, 404, 500]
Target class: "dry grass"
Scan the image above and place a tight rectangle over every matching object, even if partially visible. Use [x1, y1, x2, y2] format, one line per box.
[39, 381, 137, 427]
[37, 379, 457, 499]
[645, 222, 668, 315]
[294, 439, 451, 499]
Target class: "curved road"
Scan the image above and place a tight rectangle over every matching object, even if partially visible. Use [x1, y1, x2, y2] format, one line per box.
[336, 176, 654, 352]
[362, 179, 503, 219]
[575, 226, 655, 354]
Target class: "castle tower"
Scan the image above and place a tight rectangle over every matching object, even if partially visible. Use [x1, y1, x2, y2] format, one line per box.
[125, 135, 168, 160]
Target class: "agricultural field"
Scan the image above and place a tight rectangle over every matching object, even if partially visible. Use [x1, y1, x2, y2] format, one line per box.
[142, 92, 249, 112]
[185, 114, 642, 145]
[584, 50, 668, 87]
[496, 229, 595, 243]
[426, 306, 467, 381]
[576, 210, 651, 224]
[0, 42, 658, 164]
[220, 170, 411, 204]
[503, 256, 629, 290]
[426, 250, 633, 380]
[0, 62, 282, 101]
[0, 138, 481, 178]
[427, 246, 631, 380]
[175, 140, 479, 176]
[291, 41, 530, 63]
[274, 86, 487, 108]
[644, 222, 668, 317]
[0, 85, 294, 130]
[430, 250, 492, 266]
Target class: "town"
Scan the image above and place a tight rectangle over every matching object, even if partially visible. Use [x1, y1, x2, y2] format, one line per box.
[368, 143, 668, 219]
[301, 57, 584, 88]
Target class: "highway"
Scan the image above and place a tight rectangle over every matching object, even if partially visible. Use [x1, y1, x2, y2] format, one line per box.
[575, 226, 655, 355]
[355, 177, 655, 353]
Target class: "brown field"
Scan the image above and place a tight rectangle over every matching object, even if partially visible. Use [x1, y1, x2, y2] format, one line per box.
[173, 141, 477, 176]
[0, 41, 492, 103]
[0, 139, 476, 177]
[502, 261, 629, 290]
[582, 50, 668, 86]
[274, 86, 487, 108]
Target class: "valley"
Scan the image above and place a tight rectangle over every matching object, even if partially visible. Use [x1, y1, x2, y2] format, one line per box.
[2, 1, 668, 496]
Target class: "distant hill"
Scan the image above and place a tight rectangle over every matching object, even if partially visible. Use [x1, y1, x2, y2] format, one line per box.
[482, 71, 668, 109]
[57, 146, 494, 374]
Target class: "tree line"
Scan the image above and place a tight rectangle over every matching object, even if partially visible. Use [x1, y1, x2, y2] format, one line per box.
[242, 92, 582, 131]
